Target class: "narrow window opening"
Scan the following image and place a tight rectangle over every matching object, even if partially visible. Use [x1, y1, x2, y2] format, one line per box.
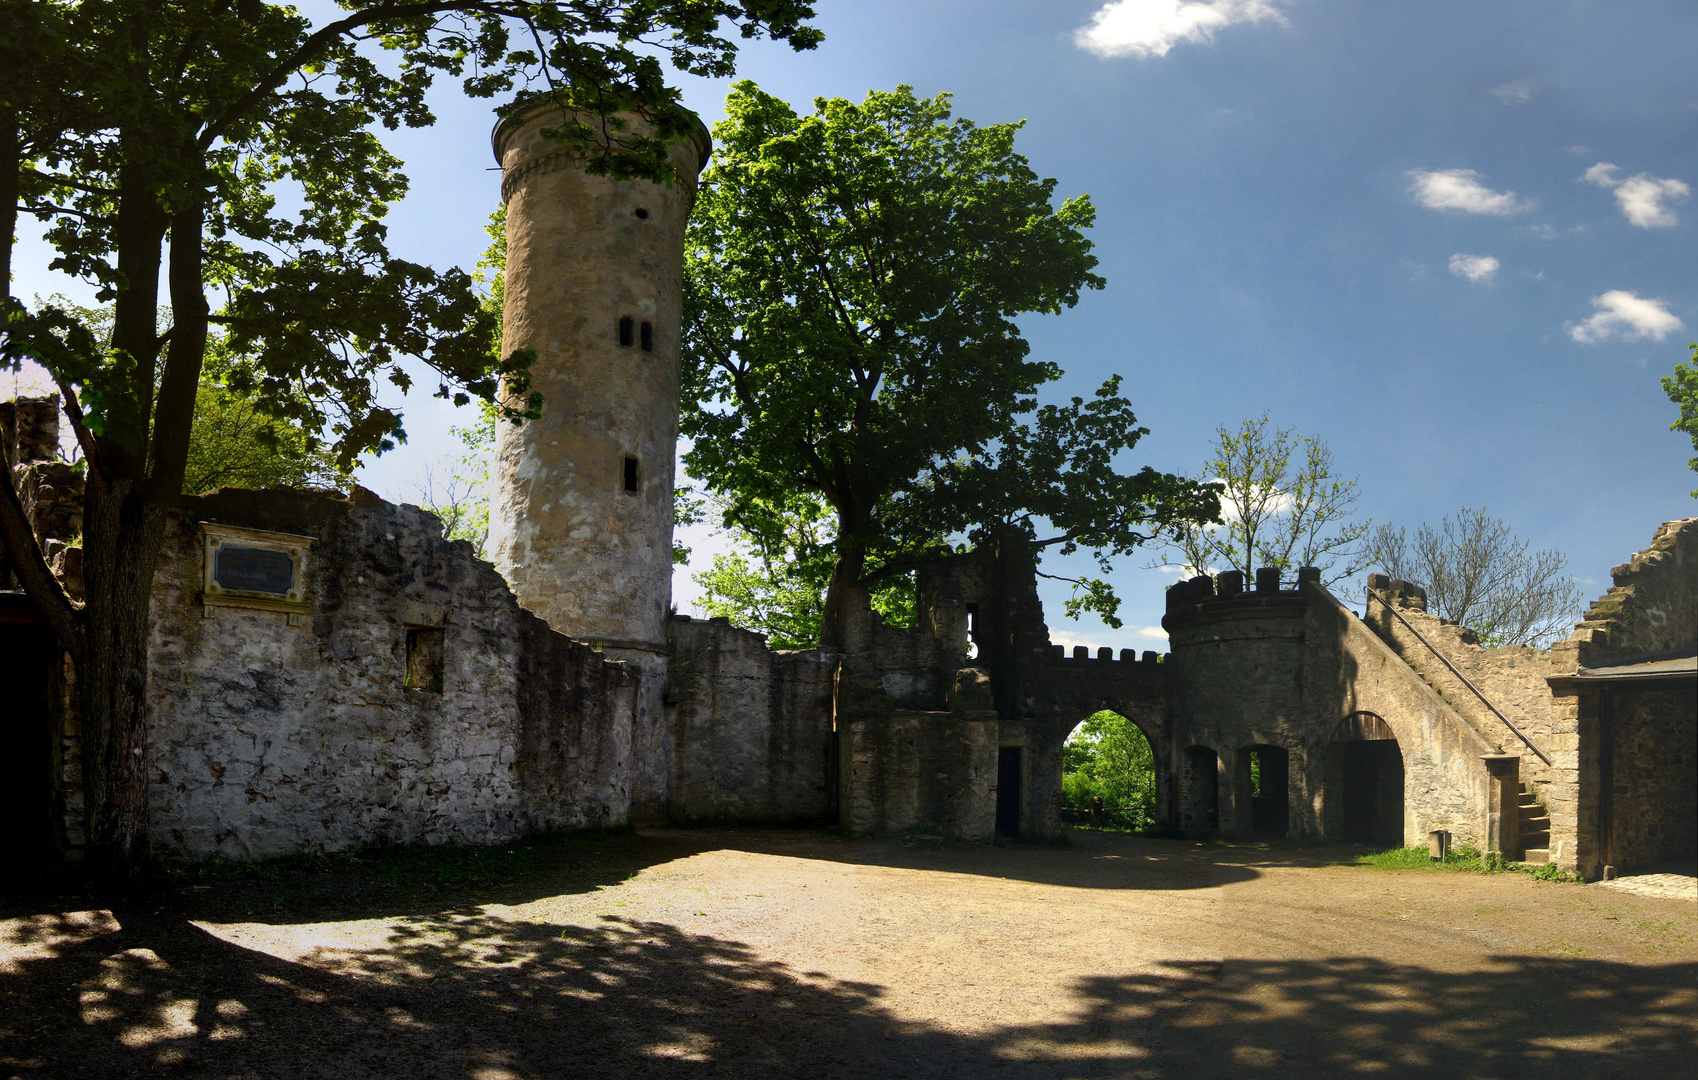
[618, 316, 634, 347]
[634, 207, 650, 219]
[640, 321, 654, 352]
[405, 626, 445, 693]
[623, 455, 640, 493]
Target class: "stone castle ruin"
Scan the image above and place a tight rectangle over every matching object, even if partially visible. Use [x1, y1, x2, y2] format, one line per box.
[2, 108, 1693, 881]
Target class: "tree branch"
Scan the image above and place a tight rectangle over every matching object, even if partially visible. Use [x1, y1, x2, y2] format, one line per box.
[54, 375, 107, 479]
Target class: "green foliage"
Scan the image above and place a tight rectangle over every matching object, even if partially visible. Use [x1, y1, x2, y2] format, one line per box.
[1352, 844, 1484, 871]
[418, 400, 497, 558]
[691, 489, 914, 645]
[682, 82, 1214, 641]
[1060, 711, 1157, 830]
[1664, 343, 1698, 496]
[1163, 413, 1366, 586]
[1519, 861, 1579, 883]
[48, 298, 353, 493]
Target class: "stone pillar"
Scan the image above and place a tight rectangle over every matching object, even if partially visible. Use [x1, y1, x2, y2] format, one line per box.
[490, 107, 710, 820]
[1481, 754, 1521, 861]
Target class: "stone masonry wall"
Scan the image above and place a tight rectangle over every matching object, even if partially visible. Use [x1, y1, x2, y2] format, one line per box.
[664, 615, 835, 823]
[1362, 588, 1568, 851]
[1305, 585, 1500, 850]
[144, 488, 636, 860]
[1551, 518, 1698, 876]
[838, 709, 999, 840]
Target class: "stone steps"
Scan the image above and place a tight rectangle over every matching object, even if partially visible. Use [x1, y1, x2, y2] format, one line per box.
[1517, 783, 1550, 861]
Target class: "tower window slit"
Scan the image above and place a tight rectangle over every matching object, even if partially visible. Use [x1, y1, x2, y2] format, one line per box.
[618, 316, 634, 347]
[640, 321, 654, 351]
[623, 455, 640, 493]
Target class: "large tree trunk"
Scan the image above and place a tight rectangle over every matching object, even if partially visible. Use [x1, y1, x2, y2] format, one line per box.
[817, 545, 866, 653]
[78, 477, 168, 884]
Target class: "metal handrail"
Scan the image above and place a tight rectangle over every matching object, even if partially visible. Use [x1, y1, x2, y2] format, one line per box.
[1365, 587, 1553, 766]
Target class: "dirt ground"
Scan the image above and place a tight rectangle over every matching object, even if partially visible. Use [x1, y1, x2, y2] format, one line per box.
[3, 828, 1695, 1079]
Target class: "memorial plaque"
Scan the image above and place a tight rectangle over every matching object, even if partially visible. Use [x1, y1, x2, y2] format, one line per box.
[214, 545, 296, 597]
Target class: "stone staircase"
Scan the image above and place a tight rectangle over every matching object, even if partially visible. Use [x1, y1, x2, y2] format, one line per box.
[1518, 783, 1551, 865]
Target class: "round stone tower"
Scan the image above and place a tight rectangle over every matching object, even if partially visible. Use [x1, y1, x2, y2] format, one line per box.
[490, 107, 709, 817]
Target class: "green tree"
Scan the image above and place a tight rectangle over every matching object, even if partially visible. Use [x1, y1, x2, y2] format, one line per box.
[1161, 413, 1367, 587]
[1, 0, 819, 882]
[1061, 710, 1156, 830]
[682, 83, 1214, 647]
[1367, 507, 1581, 648]
[1664, 342, 1698, 497]
[45, 298, 354, 493]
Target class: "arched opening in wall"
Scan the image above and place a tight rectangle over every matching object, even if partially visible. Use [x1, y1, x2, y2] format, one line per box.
[1327, 712, 1404, 847]
[1060, 711, 1158, 831]
[1180, 746, 1219, 835]
[1238, 744, 1290, 838]
[0, 609, 59, 867]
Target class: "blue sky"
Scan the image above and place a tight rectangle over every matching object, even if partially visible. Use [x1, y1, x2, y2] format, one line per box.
[11, 0, 1696, 649]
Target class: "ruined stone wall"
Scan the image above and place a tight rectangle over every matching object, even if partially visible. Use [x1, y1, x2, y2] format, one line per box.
[838, 709, 998, 840]
[1561, 518, 1697, 666]
[664, 615, 835, 823]
[143, 489, 636, 860]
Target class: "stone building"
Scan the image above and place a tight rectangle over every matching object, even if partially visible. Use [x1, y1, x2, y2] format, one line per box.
[2, 108, 1691, 880]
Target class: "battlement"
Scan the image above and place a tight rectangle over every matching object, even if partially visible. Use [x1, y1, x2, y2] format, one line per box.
[1161, 565, 1319, 630]
[1047, 645, 1167, 665]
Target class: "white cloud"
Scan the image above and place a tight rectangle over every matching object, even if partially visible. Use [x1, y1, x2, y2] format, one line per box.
[1581, 162, 1621, 187]
[1567, 291, 1684, 344]
[1137, 626, 1170, 641]
[1074, 0, 1288, 59]
[1489, 80, 1535, 105]
[1614, 175, 1689, 228]
[1448, 253, 1499, 282]
[1580, 162, 1689, 227]
[1407, 169, 1532, 216]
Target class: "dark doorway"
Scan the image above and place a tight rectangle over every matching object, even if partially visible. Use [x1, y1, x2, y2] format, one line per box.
[0, 613, 59, 866]
[1182, 746, 1219, 835]
[1340, 742, 1405, 845]
[1328, 713, 1405, 847]
[1244, 744, 1289, 838]
[996, 746, 1022, 837]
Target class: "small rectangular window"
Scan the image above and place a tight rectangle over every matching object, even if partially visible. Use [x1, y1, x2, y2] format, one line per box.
[623, 456, 640, 493]
[618, 316, 634, 347]
[640, 321, 654, 351]
[405, 626, 445, 693]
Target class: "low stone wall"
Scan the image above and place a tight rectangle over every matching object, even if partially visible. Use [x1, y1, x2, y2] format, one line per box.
[143, 488, 637, 860]
[664, 616, 835, 823]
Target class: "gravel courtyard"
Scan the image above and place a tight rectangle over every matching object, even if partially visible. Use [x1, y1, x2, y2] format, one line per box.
[3, 828, 1695, 1079]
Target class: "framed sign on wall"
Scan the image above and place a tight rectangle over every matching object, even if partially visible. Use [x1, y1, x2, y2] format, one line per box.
[199, 523, 314, 623]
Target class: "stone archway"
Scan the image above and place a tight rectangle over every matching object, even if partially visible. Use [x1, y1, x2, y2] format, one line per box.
[1327, 711, 1405, 847]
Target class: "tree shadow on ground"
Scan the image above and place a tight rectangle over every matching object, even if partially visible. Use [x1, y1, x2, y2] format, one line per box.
[2, 899, 1692, 1079]
[0, 828, 705, 926]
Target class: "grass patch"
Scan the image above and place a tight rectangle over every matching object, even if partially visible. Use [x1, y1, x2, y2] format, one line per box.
[1353, 845, 1486, 871]
[1350, 845, 1580, 882]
